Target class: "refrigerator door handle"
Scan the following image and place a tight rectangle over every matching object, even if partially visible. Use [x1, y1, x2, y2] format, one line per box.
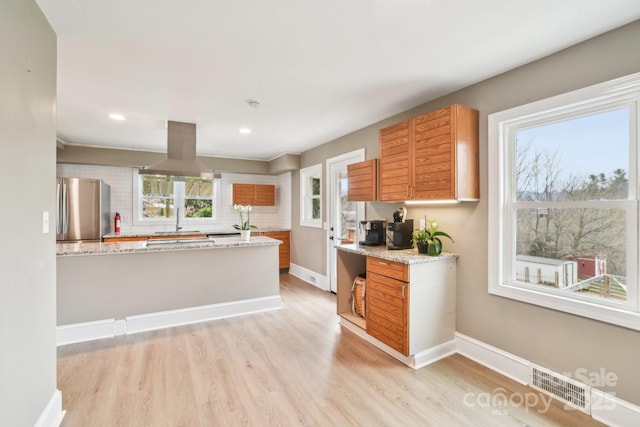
[56, 179, 63, 236]
[61, 181, 68, 237]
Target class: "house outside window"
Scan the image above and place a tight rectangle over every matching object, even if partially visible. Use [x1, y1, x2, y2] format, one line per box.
[488, 72, 640, 330]
[135, 173, 218, 222]
[300, 164, 322, 228]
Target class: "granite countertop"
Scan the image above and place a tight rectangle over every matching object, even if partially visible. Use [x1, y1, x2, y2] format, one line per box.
[103, 227, 290, 239]
[336, 243, 457, 264]
[57, 236, 281, 257]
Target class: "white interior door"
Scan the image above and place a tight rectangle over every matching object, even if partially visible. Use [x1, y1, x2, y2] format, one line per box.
[326, 149, 365, 293]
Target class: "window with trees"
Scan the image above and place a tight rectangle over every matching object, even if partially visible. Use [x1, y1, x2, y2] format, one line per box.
[488, 73, 640, 330]
[300, 164, 322, 228]
[136, 173, 217, 222]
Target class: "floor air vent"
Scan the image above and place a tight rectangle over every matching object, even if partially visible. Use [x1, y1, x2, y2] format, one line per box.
[529, 364, 590, 413]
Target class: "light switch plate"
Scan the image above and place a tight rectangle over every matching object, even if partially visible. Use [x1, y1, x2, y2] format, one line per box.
[42, 211, 49, 234]
[419, 218, 426, 229]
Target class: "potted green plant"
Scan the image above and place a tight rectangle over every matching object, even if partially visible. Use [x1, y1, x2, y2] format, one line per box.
[412, 227, 430, 254]
[414, 219, 454, 256]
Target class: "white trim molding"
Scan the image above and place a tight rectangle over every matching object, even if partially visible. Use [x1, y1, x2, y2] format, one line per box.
[289, 263, 329, 291]
[454, 332, 530, 385]
[454, 332, 640, 427]
[57, 319, 116, 346]
[33, 389, 65, 427]
[126, 295, 282, 334]
[56, 296, 282, 345]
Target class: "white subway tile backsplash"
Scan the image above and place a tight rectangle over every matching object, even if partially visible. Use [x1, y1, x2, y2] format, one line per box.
[57, 164, 292, 233]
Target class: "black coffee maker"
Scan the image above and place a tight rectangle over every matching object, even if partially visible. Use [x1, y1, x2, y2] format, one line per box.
[359, 220, 386, 246]
[388, 207, 413, 250]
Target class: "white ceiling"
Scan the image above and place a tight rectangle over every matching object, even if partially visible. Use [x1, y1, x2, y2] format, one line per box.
[37, 0, 640, 161]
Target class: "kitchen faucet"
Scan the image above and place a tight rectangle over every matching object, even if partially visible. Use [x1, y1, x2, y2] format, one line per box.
[176, 207, 182, 232]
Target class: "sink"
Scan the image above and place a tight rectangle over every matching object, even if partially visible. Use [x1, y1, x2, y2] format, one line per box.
[153, 230, 201, 236]
[146, 237, 215, 246]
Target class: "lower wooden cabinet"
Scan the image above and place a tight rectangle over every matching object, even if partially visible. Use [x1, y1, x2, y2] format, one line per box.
[102, 236, 147, 242]
[254, 230, 290, 269]
[103, 233, 205, 243]
[366, 270, 408, 355]
[366, 257, 409, 355]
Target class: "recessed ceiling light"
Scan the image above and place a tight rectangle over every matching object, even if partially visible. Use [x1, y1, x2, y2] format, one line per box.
[109, 113, 126, 120]
[239, 128, 252, 134]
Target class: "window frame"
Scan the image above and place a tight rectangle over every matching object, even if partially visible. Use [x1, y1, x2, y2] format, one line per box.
[133, 172, 219, 226]
[300, 164, 323, 228]
[488, 72, 640, 331]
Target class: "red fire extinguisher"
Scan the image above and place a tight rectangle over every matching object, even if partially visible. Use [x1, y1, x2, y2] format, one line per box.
[114, 212, 121, 233]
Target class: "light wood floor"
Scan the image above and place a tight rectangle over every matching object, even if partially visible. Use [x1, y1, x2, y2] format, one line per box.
[58, 274, 604, 427]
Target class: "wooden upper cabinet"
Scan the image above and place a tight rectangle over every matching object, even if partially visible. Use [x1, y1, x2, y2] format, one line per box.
[379, 120, 411, 201]
[254, 184, 276, 206]
[347, 159, 377, 201]
[378, 104, 479, 201]
[232, 183, 276, 206]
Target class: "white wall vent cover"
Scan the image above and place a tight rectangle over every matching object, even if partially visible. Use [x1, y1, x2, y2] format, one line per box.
[529, 364, 591, 414]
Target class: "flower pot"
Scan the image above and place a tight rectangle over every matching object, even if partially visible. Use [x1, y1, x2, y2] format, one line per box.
[416, 242, 428, 254]
[241, 230, 251, 241]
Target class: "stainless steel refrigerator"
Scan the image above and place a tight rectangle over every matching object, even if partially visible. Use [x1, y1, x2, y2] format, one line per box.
[56, 178, 111, 242]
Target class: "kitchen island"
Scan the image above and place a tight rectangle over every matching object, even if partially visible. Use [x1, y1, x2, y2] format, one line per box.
[57, 236, 282, 345]
[336, 243, 457, 369]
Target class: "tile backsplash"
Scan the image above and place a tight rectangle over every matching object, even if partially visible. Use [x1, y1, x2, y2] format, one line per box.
[57, 163, 292, 233]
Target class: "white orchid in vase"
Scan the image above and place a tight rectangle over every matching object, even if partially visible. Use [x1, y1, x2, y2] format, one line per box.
[233, 204, 258, 230]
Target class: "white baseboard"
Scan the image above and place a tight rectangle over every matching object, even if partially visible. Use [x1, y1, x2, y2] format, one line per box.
[33, 389, 65, 427]
[454, 332, 530, 385]
[289, 263, 329, 291]
[126, 295, 282, 334]
[591, 389, 640, 427]
[413, 340, 458, 369]
[57, 319, 116, 346]
[454, 332, 640, 426]
[57, 296, 282, 345]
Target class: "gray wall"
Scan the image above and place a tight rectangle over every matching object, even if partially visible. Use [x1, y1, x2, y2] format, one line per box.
[0, 0, 58, 425]
[292, 20, 640, 405]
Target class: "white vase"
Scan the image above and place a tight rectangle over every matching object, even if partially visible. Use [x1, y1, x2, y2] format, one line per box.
[241, 229, 251, 241]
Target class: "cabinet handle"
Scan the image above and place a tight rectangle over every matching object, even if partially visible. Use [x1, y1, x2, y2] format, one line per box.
[402, 285, 406, 299]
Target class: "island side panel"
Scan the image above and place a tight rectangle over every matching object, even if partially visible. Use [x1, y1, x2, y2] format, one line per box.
[57, 245, 279, 325]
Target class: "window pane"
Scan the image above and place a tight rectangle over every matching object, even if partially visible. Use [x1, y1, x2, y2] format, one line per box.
[185, 199, 212, 217]
[312, 198, 320, 219]
[184, 177, 213, 198]
[514, 207, 627, 302]
[515, 108, 629, 201]
[143, 198, 174, 218]
[142, 175, 174, 196]
[311, 177, 321, 196]
[184, 177, 213, 218]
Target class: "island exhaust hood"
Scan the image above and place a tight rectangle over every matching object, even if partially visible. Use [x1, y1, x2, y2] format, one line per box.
[140, 121, 220, 179]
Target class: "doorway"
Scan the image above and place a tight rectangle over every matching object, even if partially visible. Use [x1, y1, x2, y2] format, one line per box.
[326, 149, 365, 293]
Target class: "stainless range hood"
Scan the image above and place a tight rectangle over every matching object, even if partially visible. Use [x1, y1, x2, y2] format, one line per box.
[140, 121, 220, 179]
